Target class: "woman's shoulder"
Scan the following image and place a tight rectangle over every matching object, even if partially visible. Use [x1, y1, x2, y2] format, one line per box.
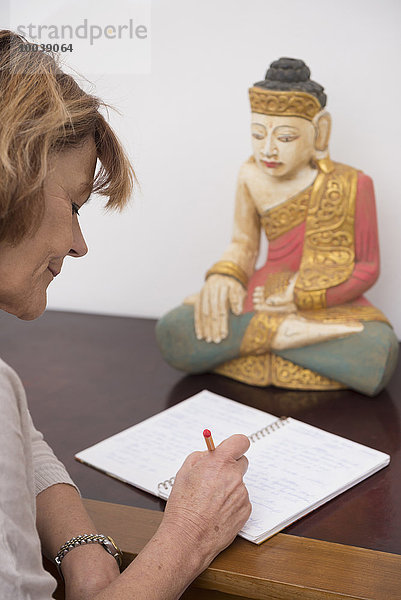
[0, 356, 24, 387]
[0, 356, 17, 373]
[0, 357, 26, 417]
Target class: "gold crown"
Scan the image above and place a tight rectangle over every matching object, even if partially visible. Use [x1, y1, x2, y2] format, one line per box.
[249, 87, 321, 121]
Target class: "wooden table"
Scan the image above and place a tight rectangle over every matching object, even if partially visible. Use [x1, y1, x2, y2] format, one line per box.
[1, 309, 401, 599]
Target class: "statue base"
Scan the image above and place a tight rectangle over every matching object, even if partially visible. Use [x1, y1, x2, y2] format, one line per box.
[214, 353, 345, 390]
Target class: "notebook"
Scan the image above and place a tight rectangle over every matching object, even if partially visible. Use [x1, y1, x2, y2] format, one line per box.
[75, 390, 390, 544]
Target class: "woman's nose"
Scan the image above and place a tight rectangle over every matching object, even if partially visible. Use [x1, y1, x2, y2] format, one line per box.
[68, 218, 88, 258]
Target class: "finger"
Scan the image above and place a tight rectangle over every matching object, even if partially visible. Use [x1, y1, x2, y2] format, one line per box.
[201, 285, 210, 317]
[211, 317, 220, 344]
[238, 288, 246, 313]
[228, 284, 241, 316]
[209, 282, 221, 343]
[236, 455, 249, 477]
[202, 286, 212, 342]
[215, 434, 250, 460]
[234, 286, 246, 315]
[194, 294, 203, 340]
[228, 284, 239, 314]
[219, 285, 229, 340]
[179, 450, 204, 470]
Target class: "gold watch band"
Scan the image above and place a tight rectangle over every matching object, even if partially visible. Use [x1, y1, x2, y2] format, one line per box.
[54, 533, 123, 579]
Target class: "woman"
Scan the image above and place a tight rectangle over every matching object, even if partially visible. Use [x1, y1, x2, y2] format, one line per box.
[0, 30, 251, 600]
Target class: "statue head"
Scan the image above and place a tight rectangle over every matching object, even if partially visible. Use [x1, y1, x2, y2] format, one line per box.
[249, 58, 332, 178]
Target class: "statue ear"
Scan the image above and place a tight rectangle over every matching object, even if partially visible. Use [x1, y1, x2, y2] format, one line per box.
[314, 111, 331, 152]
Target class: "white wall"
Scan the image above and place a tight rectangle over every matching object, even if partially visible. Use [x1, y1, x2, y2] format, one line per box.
[11, 0, 401, 336]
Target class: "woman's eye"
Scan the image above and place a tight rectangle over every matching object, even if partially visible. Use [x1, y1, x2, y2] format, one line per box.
[71, 202, 80, 216]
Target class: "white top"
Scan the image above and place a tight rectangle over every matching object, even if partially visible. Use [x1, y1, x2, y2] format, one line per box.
[0, 357, 78, 599]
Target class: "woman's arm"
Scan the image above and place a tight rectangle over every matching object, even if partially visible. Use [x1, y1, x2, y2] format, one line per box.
[36, 484, 120, 599]
[36, 483, 199, 600]
[37, 435, 251, 600]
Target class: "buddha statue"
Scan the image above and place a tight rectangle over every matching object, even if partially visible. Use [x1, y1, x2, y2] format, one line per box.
[156, 58, 398, 396]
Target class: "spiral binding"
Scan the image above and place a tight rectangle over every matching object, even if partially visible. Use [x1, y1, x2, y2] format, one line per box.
[248, 416, 289, 444]
[157, 476, 175, 494]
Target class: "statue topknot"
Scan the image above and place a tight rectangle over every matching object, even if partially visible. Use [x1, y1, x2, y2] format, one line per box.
[253, 57, 327, 108]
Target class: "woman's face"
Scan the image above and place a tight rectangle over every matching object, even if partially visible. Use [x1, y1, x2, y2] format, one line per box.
[251, 113, 316, 179]
[0, 136, 97, 320]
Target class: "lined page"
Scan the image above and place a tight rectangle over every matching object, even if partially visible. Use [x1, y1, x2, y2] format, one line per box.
[75, 390, 389, 542]
[241, 417, 389, 540]
[75, 390, 277, 496]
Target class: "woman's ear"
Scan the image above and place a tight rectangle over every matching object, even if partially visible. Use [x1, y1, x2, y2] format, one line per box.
[314, 111, 332, 152]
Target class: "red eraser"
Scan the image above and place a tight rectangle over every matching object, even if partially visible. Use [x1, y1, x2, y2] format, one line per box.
[203, 429, 211, 438]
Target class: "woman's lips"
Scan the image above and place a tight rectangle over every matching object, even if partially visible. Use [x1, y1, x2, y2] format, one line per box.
[262, 160, 282, 168]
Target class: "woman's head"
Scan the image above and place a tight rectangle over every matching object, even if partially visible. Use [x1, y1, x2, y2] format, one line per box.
[0, 30, 135, 319]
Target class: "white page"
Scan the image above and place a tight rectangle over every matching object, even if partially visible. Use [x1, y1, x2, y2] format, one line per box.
[75, 390, 277, 496]
[75, 390, 389, 542]
[241, 417, 389, 540]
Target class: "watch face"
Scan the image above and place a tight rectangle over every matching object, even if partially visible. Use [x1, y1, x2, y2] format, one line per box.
[106, 536, 117, 550]
[104, 536, 123, 566]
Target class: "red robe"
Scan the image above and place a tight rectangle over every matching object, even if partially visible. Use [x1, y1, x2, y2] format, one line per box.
[243, 173, 379, 313]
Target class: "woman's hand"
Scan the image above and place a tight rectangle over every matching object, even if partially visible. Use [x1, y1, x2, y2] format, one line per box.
[161, 434, 252, 569]
[194, 275, 246, 343]
[62, 436, 251, 600]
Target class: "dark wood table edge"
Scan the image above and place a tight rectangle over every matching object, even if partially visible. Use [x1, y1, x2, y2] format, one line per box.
[50, 498, 400, 600]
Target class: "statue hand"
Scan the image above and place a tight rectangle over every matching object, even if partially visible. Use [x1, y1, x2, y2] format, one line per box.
[253, 274, 298, 313]
[265, 273, 297, 306]
[195, 275, 246, 343]
[253, 286, 296, 313]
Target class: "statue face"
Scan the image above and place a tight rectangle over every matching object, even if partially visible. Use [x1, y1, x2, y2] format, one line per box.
[251, 113, 316, 179]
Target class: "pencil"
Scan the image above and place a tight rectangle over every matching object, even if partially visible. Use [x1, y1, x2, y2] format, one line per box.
[203, 429, 215, 451]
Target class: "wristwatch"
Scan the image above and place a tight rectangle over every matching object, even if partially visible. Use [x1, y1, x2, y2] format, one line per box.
[54, 533, 123, 578]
